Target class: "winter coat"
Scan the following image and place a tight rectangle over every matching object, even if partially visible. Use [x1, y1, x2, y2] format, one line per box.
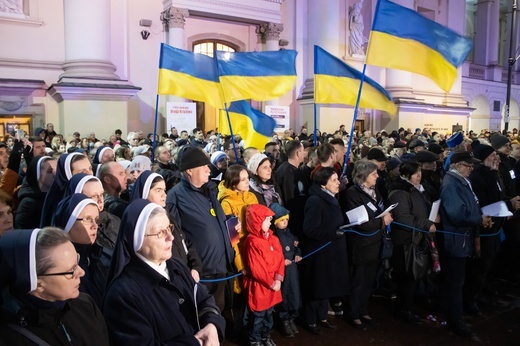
[103, 257, 225, 345]
[439, 171, 482, 257]
[242, 204, 285, 312]
[387, 178, 434, 247]
[14, 179, 45, 229]
[217, 180, 258, 273]
[498, 152, 516, 198]
[341, 185, 385, 266]
[73, 242, 110, 309]
[166, 177, 234, 276]
[300, 184, 350, 299]
[469, 164, 511, 258]
[0, 293, 109, 346]
[274, 226, 301, 313]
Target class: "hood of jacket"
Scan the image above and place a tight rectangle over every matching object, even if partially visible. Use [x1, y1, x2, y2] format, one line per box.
[217, 181, 257, 204]
[245, 204, 275, 237]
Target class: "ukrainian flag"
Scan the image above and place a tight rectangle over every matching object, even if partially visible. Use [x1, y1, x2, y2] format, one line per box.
[366, 0, 472, 92]
[215, 50, 297, 103]
[314, 46, 396, 115]
[157, 43, 223, 108]
[218, 101, 276, 149]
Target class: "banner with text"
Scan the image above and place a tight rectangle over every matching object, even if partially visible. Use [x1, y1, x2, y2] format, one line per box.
[166, 102, 197, 133]
[265, 106, 290, 133]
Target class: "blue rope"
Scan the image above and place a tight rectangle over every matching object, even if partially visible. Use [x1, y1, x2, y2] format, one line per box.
[199, 272, 243, 283]
[390, 221, 503, 237]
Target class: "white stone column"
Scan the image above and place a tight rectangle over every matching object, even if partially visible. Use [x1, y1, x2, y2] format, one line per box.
[263, 23, 284, 106]
[474, 0, 500, 66]
[62, 0, 117, 79]
[385, 0, 413, 93]
[161, 6, 189, 49]
[255, 25, 265, 52]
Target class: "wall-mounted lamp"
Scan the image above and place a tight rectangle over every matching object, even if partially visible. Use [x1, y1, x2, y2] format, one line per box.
[141, 30, 150, 40]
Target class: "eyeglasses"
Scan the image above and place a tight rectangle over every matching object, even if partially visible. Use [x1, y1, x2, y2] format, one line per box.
[87, 193, 104, 202]
[40, 254, 81, 280]
[145, 224, 174, 239]
[460, 163, 474, 169]
[76, 217, 100, 225]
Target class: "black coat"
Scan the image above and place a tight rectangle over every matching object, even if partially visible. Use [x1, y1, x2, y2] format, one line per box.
[387, 178, 434, 247]
[103, 257, 225, 345]
[498, 153, 516, 198]
[73, 242, 110, 309]
[274, 227, 301, 312]
[0, 293, 109, 346]
[14, 179, 45, 229]
[342, 185, 385, 265]
[96, 210, 120, 249]
[166, 177, 234, 276]
[421, 169, 442, 202]
[469, 164, 510, 257]
[299, 184, 349, 299]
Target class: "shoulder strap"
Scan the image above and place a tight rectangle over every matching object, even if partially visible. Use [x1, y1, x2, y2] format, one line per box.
[7, 323, 51, 346]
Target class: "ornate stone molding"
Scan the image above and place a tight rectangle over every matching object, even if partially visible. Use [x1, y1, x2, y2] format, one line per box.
[161, 7, 189, 29]
[47, 77, 141, 103]
[261, 22, 283, 41]
[0, 58, 62, 71]
[60, 59, 119, 80]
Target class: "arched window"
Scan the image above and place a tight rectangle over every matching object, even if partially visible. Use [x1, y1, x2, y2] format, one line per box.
[192, 40, 239, 131]
[193, 40, 238, 57]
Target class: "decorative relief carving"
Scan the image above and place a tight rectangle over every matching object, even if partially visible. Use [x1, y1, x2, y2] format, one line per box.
[161, 7, 189, 29]
[258, 22, 283, 41]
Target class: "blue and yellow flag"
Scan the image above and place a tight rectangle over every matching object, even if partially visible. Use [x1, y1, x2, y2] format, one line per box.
[215, 50, 297, 103]
[314, 45, 396, 114]
[366, 0, 472, 92]
[157, 43, 223, 108]
[218, 101, 276, 149]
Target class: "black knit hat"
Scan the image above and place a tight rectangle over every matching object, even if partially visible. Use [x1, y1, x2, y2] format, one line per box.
[178, 146, 210, 171]
[367, 148, 388, 162]
[428, 143, 443, 155]
[416, 150, 439, 163]
[490, 134, 509, 150]
[472, 142, 495, 161]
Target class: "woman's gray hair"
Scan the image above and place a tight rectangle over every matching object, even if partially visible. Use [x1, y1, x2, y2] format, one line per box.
[352, 159, 378, 186]
[35, 227, 70, 276]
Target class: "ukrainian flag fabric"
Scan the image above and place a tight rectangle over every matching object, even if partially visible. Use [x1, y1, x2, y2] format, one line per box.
[157, 43, 223, 108]
[218, 101, 276, 149]
[366, 0, 472, 92]
[314, 46, 396, 115]
[215, 50, 297, 103]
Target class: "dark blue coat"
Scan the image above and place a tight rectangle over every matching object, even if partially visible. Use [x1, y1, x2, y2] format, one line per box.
[103, 257, 225, 345]
[274, 226, 301, 312]
[439, 171, 482, 257]
[166, 177, 234, 276]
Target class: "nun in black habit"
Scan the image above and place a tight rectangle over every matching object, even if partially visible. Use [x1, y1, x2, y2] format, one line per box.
[103, 199, 225, 345]
[52, 193, 109, 308]
[0, 228, 109, 344]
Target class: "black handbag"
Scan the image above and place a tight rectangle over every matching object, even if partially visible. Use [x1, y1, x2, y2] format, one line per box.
[380, 225, 393, 260]
[404, 231, 431, 280]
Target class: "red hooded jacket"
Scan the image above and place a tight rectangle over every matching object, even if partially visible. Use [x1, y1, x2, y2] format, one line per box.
[242, 204, 285, 312]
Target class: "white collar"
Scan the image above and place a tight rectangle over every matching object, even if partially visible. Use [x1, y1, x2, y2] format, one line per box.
[135, 253, 170, 280]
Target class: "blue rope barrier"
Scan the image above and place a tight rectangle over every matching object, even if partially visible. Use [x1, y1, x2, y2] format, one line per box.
[198, 220, 502, 283]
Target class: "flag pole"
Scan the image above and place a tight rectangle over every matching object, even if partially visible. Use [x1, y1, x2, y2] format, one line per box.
[214, 52, 239, 163]
[342, 0, 384, 176]
[313, 103, 317, 146]
[151, 94, 160, 162]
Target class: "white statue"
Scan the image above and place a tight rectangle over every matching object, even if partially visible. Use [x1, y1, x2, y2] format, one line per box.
[349, 0, 366, 56]
[0, 0, 23, 14]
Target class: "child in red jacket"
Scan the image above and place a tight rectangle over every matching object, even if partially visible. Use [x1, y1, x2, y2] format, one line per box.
[243, 204, 285, 346]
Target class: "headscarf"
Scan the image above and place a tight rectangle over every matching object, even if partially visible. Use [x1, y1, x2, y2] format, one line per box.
[0, 229, 42, 294]
[129, 171, 162, 202]
[25, 156, 54, 190]
[93, 146, 114, 165]
[107, 199, 162, 284]
[64, 173, 101, 199]
[40, 153, 85, 227]
[52, 194, 98, 233]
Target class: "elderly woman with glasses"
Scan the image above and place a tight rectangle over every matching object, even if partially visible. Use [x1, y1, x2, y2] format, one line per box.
[104, 199, 225, 345]
[52, 193, 109, 308]
[0, 228, 109, 344]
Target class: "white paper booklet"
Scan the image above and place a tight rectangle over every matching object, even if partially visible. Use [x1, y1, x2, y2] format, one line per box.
[376, 203, 398, 218]
[341, 205, 369, 229]
[429, 200, 441, 222]
[481, 201, 513, 217]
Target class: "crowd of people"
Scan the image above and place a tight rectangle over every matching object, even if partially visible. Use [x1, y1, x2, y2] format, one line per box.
[0, 122, 519, 345]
